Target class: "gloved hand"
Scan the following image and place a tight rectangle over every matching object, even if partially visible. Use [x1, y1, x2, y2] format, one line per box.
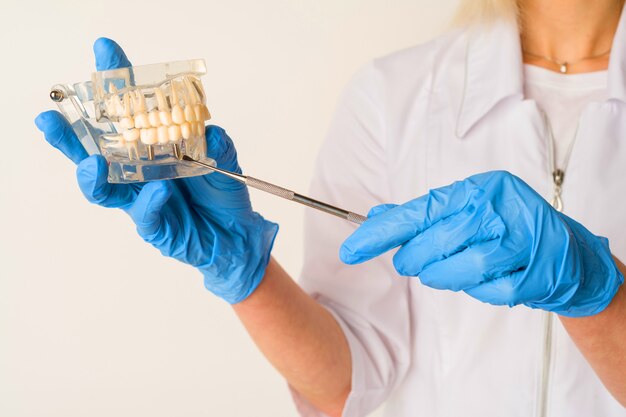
[340, 171, 623, 317]
[35, 38, 278, 304]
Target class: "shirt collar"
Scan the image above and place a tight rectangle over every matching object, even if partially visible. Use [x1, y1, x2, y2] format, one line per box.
[455, 6, 626, 138]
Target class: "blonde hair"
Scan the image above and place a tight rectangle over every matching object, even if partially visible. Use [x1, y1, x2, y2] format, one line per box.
[452, 0, 519, 26]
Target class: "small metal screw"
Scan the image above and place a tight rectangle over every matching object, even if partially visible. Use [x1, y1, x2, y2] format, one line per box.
[50, 89, 65, 102]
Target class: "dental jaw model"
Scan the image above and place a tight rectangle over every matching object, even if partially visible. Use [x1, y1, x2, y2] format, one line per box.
[50, 59, 215, 183]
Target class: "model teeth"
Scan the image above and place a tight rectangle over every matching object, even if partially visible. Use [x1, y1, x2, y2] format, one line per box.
[134, 112, 150, 129]
[181, 122, 192, 140]
[159, 111, 173, 126]
[157, 126, 169, 144]
[155, 88, 168, 109]
[122, 128, 140, 160]
[103, 76, 211, 161]
[168, 124, 182, 142]
[120, 117, 134, 129]
[172, 105, 185, 124]
[184, 105, 197, 122]
[170, 81, 185, 124]
[146, 110, 159, 127]
[123, 128, 140, 142]
[193, 121, 204, 137]
[133, 90, 147, 112]
[140, 127, 158, 145]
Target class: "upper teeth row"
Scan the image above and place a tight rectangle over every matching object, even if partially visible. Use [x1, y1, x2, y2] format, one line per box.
[119, 102, 210, 130]
[120, 121, 206, 145]
[103, 76, 211, 146]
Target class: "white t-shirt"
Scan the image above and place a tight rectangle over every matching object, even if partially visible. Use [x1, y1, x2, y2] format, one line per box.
[523, 65, 608, 167]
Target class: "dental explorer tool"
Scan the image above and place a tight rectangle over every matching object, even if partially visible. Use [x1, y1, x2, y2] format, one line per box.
[182, 155, 368, 224]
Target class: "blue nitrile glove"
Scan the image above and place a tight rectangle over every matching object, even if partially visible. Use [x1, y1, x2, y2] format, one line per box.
[35, 38, 278, 304]
[340, 171, 623, 317]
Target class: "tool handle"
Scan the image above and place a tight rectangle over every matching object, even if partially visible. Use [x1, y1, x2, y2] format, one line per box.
[345, 211, 368, 224]
[246, 176, 295, 200]
[246, 177, 367, 224]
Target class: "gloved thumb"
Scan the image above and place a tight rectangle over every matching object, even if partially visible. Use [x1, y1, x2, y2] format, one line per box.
[126, 181, 173, 238]
[201, 125, 248, 192]
[205, 125, 242, 174]
[93, 37, 132, 71]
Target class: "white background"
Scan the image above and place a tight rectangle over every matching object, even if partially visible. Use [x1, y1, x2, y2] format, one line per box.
[0, 1, 457, 415]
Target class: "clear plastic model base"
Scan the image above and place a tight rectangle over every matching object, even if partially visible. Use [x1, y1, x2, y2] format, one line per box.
[50, 59, 215, 183]
[105, 137, 209, 183]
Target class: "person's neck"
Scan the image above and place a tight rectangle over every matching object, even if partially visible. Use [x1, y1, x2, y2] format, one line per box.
[519, 0, 624, 73]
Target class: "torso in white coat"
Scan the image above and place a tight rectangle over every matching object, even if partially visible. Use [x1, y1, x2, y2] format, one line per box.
[291, 14, 626, 417]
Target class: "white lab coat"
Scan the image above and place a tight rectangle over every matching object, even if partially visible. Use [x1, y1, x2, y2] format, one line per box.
[291, 11, 626, 417]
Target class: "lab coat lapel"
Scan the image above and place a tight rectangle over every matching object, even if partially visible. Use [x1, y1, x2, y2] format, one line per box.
[607, 2, 626, 103]
[454, 20, 524, 138]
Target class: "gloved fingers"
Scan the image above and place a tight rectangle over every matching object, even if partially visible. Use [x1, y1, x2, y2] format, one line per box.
[77, 155, 137, 208]
[368, 204, 398, 218]
[176, 174, 251, 211]
[463, 271, 525, 307]
[402, 179, 481, 228]
[340, 180, 480, 265]
[415, 239, 528, 291]
[205, 125, 242, 174]
[189, 125, 248, 194]
[340, 204, 421, 265]
[35, 111, 89, 165]
[93, 37, 132, 70]
[392, 203, 505, 277]
[35, 39, 130, 165]
[167, 125, 249, 211]
[126, 180, 174, 237]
